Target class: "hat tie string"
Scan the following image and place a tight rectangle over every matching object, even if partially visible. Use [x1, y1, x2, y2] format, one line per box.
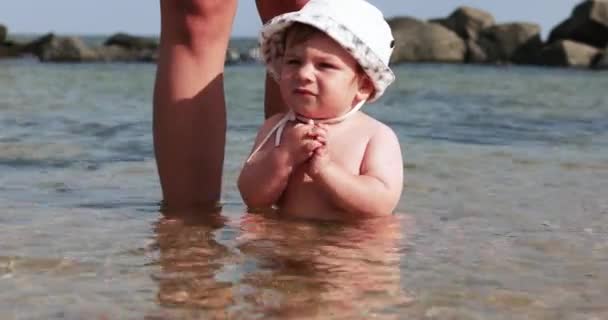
[245, 100, 366, 163]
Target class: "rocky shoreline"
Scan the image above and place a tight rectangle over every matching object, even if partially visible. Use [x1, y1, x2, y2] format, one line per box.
[1, 0, 607, 70]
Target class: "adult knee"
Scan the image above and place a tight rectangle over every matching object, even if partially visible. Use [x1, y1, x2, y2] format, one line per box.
[181, 0, 226, 18]
[256, 0, 309, 23]
[164, 0, 236, 43]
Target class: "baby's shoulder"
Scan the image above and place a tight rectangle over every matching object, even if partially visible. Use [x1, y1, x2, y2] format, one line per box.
[357, 114, 402, 160]
[357, 113, 398, 142]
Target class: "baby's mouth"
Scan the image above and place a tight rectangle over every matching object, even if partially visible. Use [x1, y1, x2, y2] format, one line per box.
[293, 88, 315, 96]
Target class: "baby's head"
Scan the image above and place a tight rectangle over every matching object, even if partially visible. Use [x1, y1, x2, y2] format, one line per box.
[259, 0, 395, 118]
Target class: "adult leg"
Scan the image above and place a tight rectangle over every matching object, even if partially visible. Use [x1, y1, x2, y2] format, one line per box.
[255, 0, 310, 119]
[154, 0, 237, 210]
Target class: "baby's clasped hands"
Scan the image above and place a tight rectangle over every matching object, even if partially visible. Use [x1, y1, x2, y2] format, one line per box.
[282, 121, 326, 165]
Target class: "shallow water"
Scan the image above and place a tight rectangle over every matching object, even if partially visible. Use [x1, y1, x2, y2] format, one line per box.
[1, 60, 607, 319]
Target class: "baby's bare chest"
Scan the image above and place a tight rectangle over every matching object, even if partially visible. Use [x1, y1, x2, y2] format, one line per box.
[279, 123, 376, 219]
[324, 132, 369, 173]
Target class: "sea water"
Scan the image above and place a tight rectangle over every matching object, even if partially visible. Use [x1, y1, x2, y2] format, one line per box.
[1, 59, 607, 319]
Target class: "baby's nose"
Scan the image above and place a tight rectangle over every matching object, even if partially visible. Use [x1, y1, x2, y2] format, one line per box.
[296, 63, 315, 81]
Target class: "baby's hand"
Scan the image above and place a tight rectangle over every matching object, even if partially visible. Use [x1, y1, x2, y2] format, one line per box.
[307, 124, 331, 176]
[307, 123, 328, 145]
[282, 120, 323, 165]
[307, 144, 331, 177]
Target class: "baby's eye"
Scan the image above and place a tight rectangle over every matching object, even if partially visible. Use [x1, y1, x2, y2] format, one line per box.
[318, 62, 337, 69]
[285, 58, 301, 65]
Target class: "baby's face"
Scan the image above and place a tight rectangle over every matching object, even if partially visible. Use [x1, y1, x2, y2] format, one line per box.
[279, 33, 372, 120]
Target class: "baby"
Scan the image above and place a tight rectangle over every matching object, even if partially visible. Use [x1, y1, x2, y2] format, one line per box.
[238, 0, 403, 220]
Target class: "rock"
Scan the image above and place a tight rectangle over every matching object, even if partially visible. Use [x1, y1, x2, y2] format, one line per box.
[246, 47, 261, 62]
[548, 0, 608, 49]
[477, 23, 543, 64]
[104, 32, 158, 50]
[0, 24, 7, 43]
[225, 47, 261, 64]
[7, 32, 161, 63]
[20, 33, 157, 63]
[94, 45, 156, 62]
[138, 49, 158, 62]
[226, 48, 241, 64]
[538, 40, 601, 67]
[466, 39, 488, 63]
[0, 46, 11, 58]
[389, 17, 466, 63]
[593, 48, 608, 69]
[431, 6, 495, 40]
[0, 26, 23, 58]
[0, 42, 23, 58]
[21, 33, 55, 56]
[37, 36, 98, 62]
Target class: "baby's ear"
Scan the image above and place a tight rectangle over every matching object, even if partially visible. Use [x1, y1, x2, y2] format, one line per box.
[356, 75, 375, 101]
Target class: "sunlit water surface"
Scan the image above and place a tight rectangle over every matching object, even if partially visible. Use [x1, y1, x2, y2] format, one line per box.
[1, 60, 607, 319]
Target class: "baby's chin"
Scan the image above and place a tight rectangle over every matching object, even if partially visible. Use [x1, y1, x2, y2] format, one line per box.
[289, 106, 328, 119]
[294, 110, 336, 121]
[289, 103, 347, 120]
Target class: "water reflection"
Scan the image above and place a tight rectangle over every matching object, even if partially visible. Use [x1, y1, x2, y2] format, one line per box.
[235, 213, 412, 319]
[149, 211, 412, 319]
[151, 212, 235, 319]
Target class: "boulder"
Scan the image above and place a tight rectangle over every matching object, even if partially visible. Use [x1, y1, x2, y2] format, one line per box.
[94, 45, 156, 62]
[0, 24, 7, 43]
[21, 33, 55, 56]
[226, 47, 260, 64]
[548, 0, 608, 48]
[0, 42, 23, 58]
[465, 39, 488, 63]
[226, 48, 241, 64]
[431, 6, 495, 40]
[593, 49, 608, 69]
[3, 32, 159, 62]
[104, 33, 158, 50]
[389, 17, 466, 63]
[138, 49, 158, 62]
[538, 40, 601, 67]
[37, 36, 98, 62]
[243, 47, 261, 62]
[477, 23, 543, 64]
[0, 45, 13, 58]
[0, 26, 22, 58]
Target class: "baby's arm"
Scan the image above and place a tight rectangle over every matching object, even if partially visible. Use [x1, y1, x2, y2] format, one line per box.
[309, 124, 403, 218]
[238, 114, 294, 209]
[238, 115, 322, 209]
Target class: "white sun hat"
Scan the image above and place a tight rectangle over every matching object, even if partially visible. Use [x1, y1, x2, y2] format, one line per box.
[259, 0, 395, 102]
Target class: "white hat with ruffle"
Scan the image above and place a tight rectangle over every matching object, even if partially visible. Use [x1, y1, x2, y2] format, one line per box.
[259, 0, 395, 102]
